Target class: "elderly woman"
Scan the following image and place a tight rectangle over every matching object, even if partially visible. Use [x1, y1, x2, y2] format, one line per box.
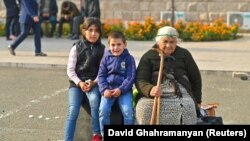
[135, 26, 202, 125]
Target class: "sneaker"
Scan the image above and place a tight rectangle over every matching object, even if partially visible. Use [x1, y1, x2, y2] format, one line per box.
[67, 34, 73, 39]
[92, 134, 102, 141]
[46, 33, 53, 38]
[35, 52, 47, 56]
[8, 45, 16, 56]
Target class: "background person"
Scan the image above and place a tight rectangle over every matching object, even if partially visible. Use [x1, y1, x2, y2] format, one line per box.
[56, 0, 80, 38]
[3, 0, 20, 40]
[39, 0, 58, 37]
[135, 26, 202, 125]
[70, 0, 101, 40]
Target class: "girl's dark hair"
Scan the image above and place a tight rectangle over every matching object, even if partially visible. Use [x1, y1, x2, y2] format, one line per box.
[108, 31, 126, 44]
[82, 17, 102, 37]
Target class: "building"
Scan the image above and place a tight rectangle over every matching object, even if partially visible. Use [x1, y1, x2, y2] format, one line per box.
[0, 0, 249, 27]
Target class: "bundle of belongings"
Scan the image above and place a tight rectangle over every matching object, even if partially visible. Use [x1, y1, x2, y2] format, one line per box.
[197, 103, 223, 125]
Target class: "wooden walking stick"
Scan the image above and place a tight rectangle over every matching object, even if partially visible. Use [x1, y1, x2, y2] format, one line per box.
[150, 50, 164, 125]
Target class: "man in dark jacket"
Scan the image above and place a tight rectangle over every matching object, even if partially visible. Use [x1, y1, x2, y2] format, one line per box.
[39, 0, 58, 37]
[8, 0, 47, 56]
[3, 0, 20, 40]
[70, 0, 101, 40]
[56, 1, 80, 38]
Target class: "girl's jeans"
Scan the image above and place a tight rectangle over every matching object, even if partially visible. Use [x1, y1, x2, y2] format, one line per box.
[99, 91, 134, 137]
[64, 86, 101, 141]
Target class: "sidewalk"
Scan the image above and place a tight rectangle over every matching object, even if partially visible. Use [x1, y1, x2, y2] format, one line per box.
[0, 34, 250, 72]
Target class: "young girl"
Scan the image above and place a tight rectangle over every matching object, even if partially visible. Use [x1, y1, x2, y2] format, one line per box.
[65, 17, 105, 141]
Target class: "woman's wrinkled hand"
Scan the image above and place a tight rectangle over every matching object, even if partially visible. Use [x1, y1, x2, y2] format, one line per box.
[150, 86, 162, 97]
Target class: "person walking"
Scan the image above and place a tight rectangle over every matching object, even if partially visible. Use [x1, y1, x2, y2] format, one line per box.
[3, 0, 20, 40]
[7, 0, 47, 56]
[65, 17, 105, 141]
[70, 0, 101, 40]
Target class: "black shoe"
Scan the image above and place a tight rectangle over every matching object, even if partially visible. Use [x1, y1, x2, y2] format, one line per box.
[71, 34, 80, 40]
[8, 45, 16, 56]
[46, 33, 53, 38]
[56, 34, 61, 38]
[67, 34, 73, 39]
[35, 52, 47, 56]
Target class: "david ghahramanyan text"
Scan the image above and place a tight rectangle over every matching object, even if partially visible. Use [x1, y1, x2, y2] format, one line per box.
[108, 129, 203, 138]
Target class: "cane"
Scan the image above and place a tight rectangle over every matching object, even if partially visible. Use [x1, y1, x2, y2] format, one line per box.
[150, 50, 164, 125]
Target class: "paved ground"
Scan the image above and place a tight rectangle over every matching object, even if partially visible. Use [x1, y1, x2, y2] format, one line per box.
[0, 35, 250, 141]
[0, 67, 68, 141]
[0, 68, 249, 141]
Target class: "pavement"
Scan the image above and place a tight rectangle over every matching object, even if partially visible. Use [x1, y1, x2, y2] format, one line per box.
[0, 34, 250, 73]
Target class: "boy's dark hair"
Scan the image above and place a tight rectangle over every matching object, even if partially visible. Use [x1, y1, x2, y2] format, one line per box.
[62, 1, 70, 10]
[82, 17, 102, 38]
[108, 31, 126, 44]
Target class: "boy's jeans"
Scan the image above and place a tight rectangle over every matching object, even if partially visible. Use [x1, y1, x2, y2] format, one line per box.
[64, 86, 101, 141]
[99, 91, 134, 137]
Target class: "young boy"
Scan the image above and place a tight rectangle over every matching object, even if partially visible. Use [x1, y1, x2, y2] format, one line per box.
[98, 31, 136, 138]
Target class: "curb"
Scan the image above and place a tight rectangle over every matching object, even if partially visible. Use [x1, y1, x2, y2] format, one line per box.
[1, 62, 250, 78]
[0, 62, 66, 70]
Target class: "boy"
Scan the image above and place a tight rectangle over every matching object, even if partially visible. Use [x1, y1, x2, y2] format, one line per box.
[98, 31, 136, 138]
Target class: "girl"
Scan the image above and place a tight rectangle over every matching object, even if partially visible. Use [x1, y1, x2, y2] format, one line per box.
[65, 17, 105, 141]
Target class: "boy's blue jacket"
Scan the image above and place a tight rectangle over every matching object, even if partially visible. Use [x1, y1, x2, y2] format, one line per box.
[98, 49, 136, 95]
